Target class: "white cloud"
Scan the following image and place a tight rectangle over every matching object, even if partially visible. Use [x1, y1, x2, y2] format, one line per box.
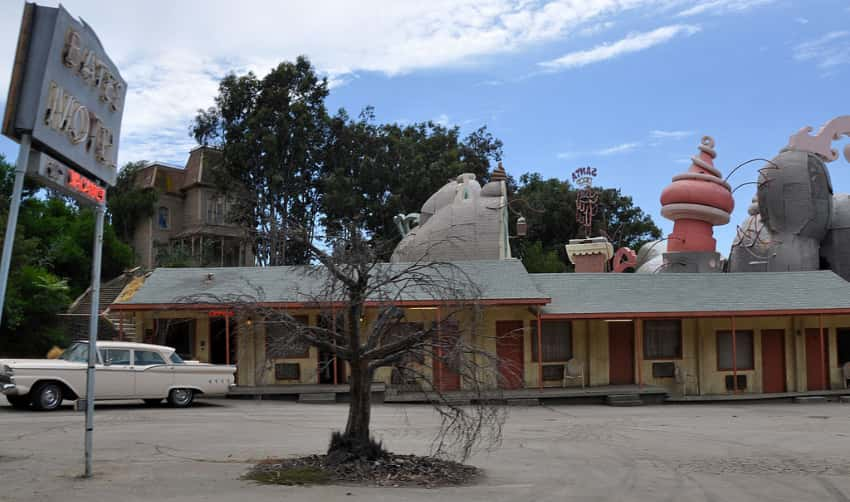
[0, 0, 775, 165]
[677, 0, 775, 17]
[795, 17, 809, 25]
[577, 21, 616, 37]
[597, 142, 641, 155]
[793, 31, 850, 70]
[433, 113, 451, 127]
[557, 141, 641, 159]
[650, 129, 694, 139]
[539, 24, 701, 70]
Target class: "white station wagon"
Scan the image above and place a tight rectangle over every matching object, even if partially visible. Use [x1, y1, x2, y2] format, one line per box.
[0, 341, 236, 411]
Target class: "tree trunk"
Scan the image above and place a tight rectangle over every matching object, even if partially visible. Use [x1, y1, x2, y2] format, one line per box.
[344, 357, 372, 443]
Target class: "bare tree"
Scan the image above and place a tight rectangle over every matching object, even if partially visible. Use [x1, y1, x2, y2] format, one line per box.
[184, 229, 508, 462]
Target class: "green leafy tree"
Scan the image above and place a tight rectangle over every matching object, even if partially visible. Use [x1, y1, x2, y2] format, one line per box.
[321, 108, 503, 251]
[517, 241, 567, 273]
[107, 160, 157, 243]
[0, 155, 134, 356]
[191, 56, 329, 266]
[513, 173, 661, 272]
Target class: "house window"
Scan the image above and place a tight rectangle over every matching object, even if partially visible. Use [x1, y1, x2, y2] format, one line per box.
[716, 330, 754, 370]
[157, 206, 169, 229]
[531, 320, 572, 362]
[265, 315, 310, 358]
[206, 195, 225, 224]
[643, 320, 682, 359]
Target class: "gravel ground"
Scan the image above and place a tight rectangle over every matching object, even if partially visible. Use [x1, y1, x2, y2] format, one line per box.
[1, 398, 850, 501]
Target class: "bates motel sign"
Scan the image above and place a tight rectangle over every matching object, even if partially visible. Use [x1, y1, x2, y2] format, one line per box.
[3, 3, 126, 188]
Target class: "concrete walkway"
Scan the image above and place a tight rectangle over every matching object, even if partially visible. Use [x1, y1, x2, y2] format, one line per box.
[1, 399, 850, 501]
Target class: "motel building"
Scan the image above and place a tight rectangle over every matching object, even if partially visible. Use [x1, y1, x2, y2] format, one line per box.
[107, 126, 850, 402]
[110, 263, 850, 402]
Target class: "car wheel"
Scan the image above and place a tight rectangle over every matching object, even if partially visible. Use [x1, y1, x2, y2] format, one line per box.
[167, 389, 194, 408]
[143, 399, 163, 406]
[6, 395, 30, 410]
[31, 382, 63, 411]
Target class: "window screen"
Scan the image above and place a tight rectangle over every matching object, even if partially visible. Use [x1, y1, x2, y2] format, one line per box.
[716, 330, 754, 370]
[643, 320, 682, 359]
[531, 321, 572, 362]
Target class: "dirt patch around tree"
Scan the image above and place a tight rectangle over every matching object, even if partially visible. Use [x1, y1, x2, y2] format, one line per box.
[243, 453, 481, 488]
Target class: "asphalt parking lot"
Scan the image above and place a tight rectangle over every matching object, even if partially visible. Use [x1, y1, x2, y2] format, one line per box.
[1, 398, 850, 501]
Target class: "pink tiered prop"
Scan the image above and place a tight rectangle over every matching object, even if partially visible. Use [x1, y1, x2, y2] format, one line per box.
[659, 136, 734, 253]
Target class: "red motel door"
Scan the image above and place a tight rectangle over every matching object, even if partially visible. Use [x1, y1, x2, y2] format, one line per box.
[805, 329, 830, 391]
[496, 321, 524, 389]
[761, 330, 786, 393]
[609, 322, 635, 385]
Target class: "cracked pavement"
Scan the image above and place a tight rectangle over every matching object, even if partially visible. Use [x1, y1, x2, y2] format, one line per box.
[1, 398, 850, 501]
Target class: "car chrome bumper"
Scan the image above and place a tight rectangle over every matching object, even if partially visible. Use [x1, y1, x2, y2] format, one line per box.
[1, 382, 19, 395]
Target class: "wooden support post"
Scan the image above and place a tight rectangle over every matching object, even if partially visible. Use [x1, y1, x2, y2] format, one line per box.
[332, 305, 338, 385]
[119, 314, 124, 341]
[636, 319, 643, 388]
[225, 313, 230, 366]
[820, 314, 826, 390]
[436, 306, 442, 392]
[732, 316, 737, 394]
[536, 312, 543, 390]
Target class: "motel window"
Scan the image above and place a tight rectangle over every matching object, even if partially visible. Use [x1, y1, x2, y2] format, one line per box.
[643, 320, 682, 359]
[716, 330, 754, 371]
[531, 320, 572, 362]
[389, 322, 425, 365]
[265, 315, 310, 358]
[157, 206, 169, 229]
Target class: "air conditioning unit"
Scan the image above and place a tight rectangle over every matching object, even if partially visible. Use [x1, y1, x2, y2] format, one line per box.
[725, 374, 747, 390]
[275, 363, 300, 380]
[652, 362, 675, 378]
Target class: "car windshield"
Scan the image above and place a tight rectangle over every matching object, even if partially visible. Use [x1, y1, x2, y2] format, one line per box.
[169, 352, 184, 364]
[59, 343, 89, 363]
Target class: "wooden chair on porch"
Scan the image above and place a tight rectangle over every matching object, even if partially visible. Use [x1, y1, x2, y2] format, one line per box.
[562, 359, 584, 388]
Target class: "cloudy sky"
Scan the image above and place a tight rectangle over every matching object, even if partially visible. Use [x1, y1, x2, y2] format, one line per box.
[1, 0, 849, 251]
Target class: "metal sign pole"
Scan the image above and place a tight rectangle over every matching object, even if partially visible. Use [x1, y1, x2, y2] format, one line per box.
[84, 197, 106, 478]
[0, 134, 31, 325]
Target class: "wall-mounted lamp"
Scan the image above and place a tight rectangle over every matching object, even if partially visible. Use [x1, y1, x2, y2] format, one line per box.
[516, 216, 527, 237]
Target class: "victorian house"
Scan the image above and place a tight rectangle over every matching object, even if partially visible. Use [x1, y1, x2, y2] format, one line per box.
[130, 146, 253, 269]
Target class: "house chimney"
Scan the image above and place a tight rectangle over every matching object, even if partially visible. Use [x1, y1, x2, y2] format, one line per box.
[565, 236, 614, 272]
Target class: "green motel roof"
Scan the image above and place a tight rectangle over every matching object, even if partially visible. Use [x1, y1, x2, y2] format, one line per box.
[114, 259, 549, 308]
[532, 270, 850, 317]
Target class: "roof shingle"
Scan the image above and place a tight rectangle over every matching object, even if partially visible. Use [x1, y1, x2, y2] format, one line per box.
[116, 259, 547, 307]
[533, 271, 850, 316]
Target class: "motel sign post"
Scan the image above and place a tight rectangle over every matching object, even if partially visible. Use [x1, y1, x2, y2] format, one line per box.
[2, 3, 126, 478]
